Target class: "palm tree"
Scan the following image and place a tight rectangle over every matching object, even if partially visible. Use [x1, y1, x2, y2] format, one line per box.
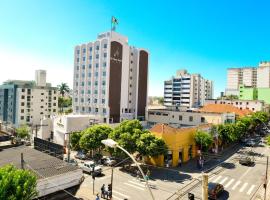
[57, 83, 70, 97]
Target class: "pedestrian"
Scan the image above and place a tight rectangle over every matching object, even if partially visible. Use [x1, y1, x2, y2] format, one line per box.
[136, 169, 140, 180]
[178, 159, 182, 167]
[101, 184, 105, 198]
[96, 193, 100, 200]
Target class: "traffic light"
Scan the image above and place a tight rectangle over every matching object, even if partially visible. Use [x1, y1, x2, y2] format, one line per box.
[108, 183, 112, 191]
[188, 193, 194, 200]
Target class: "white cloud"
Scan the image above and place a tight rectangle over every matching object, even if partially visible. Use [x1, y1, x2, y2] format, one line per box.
[0, 48, 73, 88]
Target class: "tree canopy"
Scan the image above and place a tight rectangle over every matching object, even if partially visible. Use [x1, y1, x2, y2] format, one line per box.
[57, 83, 70, 97]
[194, 130, 213, 151]
[0, 165, 38, 200]
[16, 125, 30, 139]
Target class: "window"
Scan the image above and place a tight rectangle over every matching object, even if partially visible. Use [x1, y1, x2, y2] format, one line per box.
[76, 74, 79, 78]
[88, 64, 92, 69]
[81, 90, 84, 94]
[87, 98, 90, 103]
[53, 97, 56, 100]
[89, 47, 92, 51]
[88, 90, 91, 94]
[81, 98, 84, 103]
[96, 46, 99, 50]
[76, 66, 79, 70]
[95, 72, 98, 76]
[95, 108, 98, 112]
[104, 44, 107, 48]
[131, 60, 133, 64]
[81, 82, 85, 86]
[76, 82, 78, 86]
[201, 117, 205, 123]
[77, 49, 80, 54]
[94, 90, 98, 94]
[21, 102, 25, 106]
[103, 108, 106, 113]
[102, 99, 105, 104]
[96, 63, 99, 68]
[95, 81, 98, 86]
[131, 52, 133, 56]
[89, 56, 92, 60]
[20, 116, 24, 120]
[103, 62, 106, 67]
[82, 57, 86, 61]
[179, 115, 182, 121]
[103, 72, 106, 76]
[94, 99, 97, 103]
[96, 54, 99, 59]
[88, 81, 91, 86]
[75, 98, 78, 102]
[102, 90, 105, 95]
[82, 73, 85, 78]
[21, 109, 24, 113]
[22, 89, 25, 92]
[130, 84, 132, 87]
[82, 65, 85, 70]
[189, 116, 193, 122]
[21, 95, 25, 99]
[76, 106, 79, 111]
[40, 106, 44, 108]
[88, 107, 91, 112]
[40, 112, 43, 115]
[53, 103, 56, 106]
[88, 72, 91, 77]
[83, 48, 86, 53]
[82, 107, 85, 112]
[104, 53, 107, 58]
[102, 81, 106, 86]
[77, 58, 79, 62]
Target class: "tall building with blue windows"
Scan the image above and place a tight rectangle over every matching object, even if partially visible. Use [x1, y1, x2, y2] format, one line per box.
[0, 70, 58, 128]
[164, 69, 213, 108]
[73, 31, 149, 123]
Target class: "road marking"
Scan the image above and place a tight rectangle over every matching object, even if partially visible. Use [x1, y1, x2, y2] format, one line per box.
[220, 177, 228, 184]
[232, 180, 241, 190]
[128, 180, 146, 188]
[112, 195, 122, 200]
[113, 190, 130, 198]
[208, 176, 215, 181]
[225, 179, 235, 188]
[124, 183, 145, 190]
[247, 185, 256, 195]
[240, 183, 248, 192]
[213, 176, 222, 182]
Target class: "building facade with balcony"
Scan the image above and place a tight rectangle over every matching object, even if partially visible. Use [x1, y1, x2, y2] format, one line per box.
[0, 70, 58, 128]
[164, 69, 213, 108]
[73, 31, 149, 123]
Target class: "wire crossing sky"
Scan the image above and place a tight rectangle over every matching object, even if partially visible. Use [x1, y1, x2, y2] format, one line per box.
[0, 0, 270, 97]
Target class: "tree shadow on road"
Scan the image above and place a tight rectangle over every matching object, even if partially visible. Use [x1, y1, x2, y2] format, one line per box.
[220, 162, 236, 169]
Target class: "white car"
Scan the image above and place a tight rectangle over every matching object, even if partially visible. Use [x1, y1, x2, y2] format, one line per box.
[101, 157, 117, 166]
[80, 161, 102, 176]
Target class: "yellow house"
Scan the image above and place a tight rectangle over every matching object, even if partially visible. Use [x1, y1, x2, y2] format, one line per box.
[146, 123, 212, 167]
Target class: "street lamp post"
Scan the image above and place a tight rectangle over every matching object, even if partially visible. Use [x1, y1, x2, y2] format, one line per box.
[102, 139, 155, 200]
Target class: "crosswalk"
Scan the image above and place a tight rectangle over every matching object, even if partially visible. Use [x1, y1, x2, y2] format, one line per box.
[209, 175, 257, 196]
[111, 178, 146, 199]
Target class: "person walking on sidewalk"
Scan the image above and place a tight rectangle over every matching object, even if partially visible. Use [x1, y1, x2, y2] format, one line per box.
[101, 184, 105, 198]
[95, 194, 100, 200]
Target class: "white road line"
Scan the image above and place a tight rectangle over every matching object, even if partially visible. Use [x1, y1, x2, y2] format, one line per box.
[208, 176, 215, 181]
[128, 180, 146, 188]
[225, 179, 235, 188]
[124, 183, 145, 191]
[112, 195, 122, 200]
[213, 176, 222, 182]
[240, 183, 248, 193]
[113, 190, 130, 198]
[247, 185, 256, 195]
[220, 177, 228, 184]
[232, 180, 241, 190]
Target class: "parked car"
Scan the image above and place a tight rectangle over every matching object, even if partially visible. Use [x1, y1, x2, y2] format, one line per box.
[245, 140, 256, 147]
[81, 161, 102, 176]
[240, 138, 249, 144]
[64, 158, 78, 166]
[101, 156, 117, 166]
[75, 151, 87, 160]
[208, 182, 224, 199]
[239, 156, 254, 166]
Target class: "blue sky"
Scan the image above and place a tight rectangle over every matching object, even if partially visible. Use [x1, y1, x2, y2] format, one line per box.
[0, 0, 270, 97]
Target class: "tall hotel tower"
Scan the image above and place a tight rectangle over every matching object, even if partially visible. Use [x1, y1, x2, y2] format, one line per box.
[73, 31, 149, 123]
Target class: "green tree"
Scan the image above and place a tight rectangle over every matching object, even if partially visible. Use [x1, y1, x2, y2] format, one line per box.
[136, 132, 168, 157]
[194, 130, 213, 151]
[70, 131, 83, 150]
[79, 125, 113, 153]
[57, 83, 70, 97]
[16, 125, 30, 139]
[109, 120, 144, 154]
[0, 165, 38, 200]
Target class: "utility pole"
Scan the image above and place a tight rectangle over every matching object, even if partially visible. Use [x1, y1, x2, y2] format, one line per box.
[21, 153, 24, 170]
[111, 167, 114, 196]
[92, 166, 95, 195]
[67, 132, 71, 163]
[264, 156, 269, 200]
[202, 173, 208, 200]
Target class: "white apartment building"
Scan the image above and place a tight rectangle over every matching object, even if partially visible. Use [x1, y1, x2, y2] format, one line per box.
[0, 70, 58, 127]
[73, 31, 149, 123]
[164, 69, 213, 108]
[226, 61, 270, 95]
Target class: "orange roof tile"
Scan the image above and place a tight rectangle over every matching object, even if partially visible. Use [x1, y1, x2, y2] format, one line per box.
[198, 104, 252, 117]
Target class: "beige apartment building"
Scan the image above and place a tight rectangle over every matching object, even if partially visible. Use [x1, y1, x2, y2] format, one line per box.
[226, 61, 270, 95]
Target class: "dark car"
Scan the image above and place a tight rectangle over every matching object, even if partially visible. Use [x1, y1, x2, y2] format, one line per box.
[245, 140, 256, 147]
[75, 151, 87, 160]
[208, 182, 224, 199]
[239, 156, 254, 166]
